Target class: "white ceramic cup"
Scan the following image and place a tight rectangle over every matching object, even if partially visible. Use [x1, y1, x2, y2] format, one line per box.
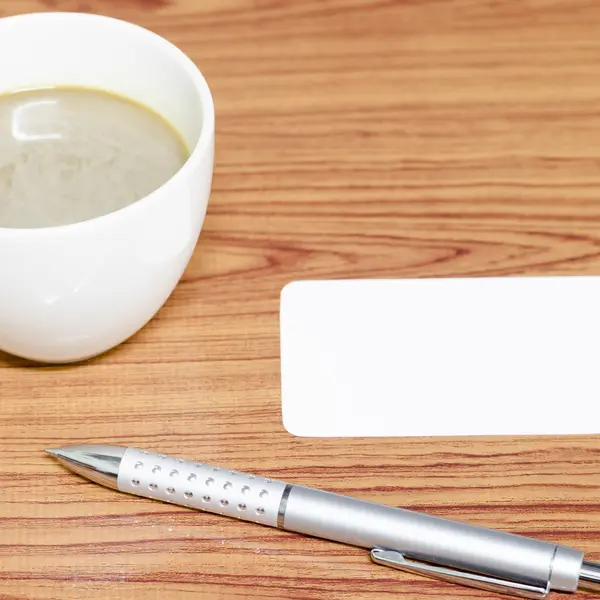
[0, 12, 214, 363]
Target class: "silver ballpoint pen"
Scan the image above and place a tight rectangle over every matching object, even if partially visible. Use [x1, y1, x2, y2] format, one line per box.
[47, 444, 600, 599]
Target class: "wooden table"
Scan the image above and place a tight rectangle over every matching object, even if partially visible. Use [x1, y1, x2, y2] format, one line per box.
[2, 1, 600, 598]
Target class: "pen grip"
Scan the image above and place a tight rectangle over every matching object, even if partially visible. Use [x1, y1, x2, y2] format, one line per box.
[117, 448, 288, 528]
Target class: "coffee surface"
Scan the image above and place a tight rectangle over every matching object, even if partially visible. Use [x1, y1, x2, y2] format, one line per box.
[0, 87, 188, 228]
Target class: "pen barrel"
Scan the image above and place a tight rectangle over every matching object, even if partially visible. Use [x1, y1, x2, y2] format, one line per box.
[281, 485, 583, 593]
[117, 448, 584, 594]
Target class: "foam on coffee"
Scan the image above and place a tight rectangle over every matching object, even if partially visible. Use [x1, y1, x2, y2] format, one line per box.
[0, 87, 188, 228]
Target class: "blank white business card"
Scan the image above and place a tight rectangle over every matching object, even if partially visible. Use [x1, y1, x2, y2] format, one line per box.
[280, 278, 600, 437]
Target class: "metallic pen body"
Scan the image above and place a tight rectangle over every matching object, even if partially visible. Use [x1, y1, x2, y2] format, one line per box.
[285, 485, 577, 593]
[48, 444, 600, 599]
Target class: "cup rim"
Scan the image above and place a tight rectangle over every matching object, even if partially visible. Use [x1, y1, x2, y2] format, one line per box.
[0, 11, 215, 237]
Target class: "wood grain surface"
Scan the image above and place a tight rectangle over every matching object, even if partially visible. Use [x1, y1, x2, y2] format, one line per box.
[2, 1, 600, 598]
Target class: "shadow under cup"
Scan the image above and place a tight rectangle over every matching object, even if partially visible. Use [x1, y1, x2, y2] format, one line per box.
[0, 13, 215, 364]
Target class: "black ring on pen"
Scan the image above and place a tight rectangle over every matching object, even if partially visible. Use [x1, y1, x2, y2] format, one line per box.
[277, 484, 293, 528]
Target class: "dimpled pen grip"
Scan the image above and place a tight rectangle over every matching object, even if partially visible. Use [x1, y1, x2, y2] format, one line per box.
[118, 447, 288, 527]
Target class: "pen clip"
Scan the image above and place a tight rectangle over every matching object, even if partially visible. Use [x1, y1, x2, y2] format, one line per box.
[370, 548, 550, 599]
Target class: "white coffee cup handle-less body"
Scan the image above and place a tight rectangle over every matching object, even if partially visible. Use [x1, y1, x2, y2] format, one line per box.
[0, 13, 215, 363]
